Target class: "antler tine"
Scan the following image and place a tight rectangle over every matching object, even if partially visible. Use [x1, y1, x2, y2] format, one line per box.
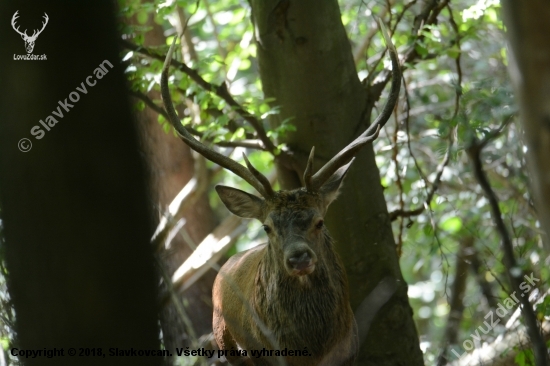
[309, 125, 380, 191]
[242, 153, 274, 197]
[361, 19, 401, 139]
[308, 19, 400, 191]
[303, 147, 315, 192]
[38, 13, 49, 33]
[11, 11, 26, 36]
[161, 35, 272, 198]
[31, 13, 48, 38]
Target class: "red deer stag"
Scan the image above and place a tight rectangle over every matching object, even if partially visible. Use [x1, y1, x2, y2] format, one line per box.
[161, 23, 400, 366]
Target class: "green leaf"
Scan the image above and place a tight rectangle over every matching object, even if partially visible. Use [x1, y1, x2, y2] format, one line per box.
[440, 217, 462, 234]
[137, 10, 149, 25]
[415, 43, 429, 58]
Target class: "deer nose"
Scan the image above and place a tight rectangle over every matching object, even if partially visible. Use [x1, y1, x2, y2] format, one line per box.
[288, 252, 313, 271]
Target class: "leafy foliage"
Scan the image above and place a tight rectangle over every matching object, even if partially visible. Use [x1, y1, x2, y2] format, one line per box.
[1, 0, 546, 365]
[118, 0, 549, 363]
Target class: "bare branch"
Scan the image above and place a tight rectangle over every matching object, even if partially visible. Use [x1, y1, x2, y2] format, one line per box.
[467, 136, 549, 365]
[389, 137, 452, 222]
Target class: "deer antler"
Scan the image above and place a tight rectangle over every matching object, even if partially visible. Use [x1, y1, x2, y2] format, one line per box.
[29, 13, 49, 39]
[304, 19, 401, 192]
[11, 11, 48, 40]
[11, 11, 27, 37]
[161, 36, 275, 199]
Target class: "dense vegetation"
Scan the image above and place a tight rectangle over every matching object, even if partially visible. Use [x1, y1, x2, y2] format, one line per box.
[1, 0, 548, 365]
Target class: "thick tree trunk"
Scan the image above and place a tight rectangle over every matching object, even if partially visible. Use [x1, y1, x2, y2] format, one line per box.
[249, 1, 424, 364]
[131, 10, 219, 358]
[501, 0, 550, 253]
[0, 1, 160, 365]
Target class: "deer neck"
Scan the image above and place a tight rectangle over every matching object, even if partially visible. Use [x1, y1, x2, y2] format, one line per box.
[253, 235, 350, 353]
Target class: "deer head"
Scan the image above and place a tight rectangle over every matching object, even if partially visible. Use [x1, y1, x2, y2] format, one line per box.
[12, 11, 49, 54]
[214, 159, 359, 278]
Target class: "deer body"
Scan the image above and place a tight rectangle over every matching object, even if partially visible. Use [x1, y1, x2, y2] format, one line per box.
[213, 189, 357, 366]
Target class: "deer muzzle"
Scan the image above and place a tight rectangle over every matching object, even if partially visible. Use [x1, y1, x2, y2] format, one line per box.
[286, 248, 317, 276]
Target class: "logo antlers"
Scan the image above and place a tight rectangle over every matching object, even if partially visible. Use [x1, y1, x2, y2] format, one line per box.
[11, 11, 49, 54]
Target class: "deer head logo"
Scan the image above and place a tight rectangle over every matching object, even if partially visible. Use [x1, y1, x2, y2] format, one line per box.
[11, 11, 49, 54]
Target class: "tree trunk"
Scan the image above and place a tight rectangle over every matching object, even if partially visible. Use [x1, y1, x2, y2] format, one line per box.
[249, 1, 424, 364]
[0, 1, 160, 365]
[501, 0, 550, 253]
[130, 8, 219, 358]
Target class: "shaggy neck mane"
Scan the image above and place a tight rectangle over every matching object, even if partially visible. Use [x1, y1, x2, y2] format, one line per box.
[253, 233, 349, 356]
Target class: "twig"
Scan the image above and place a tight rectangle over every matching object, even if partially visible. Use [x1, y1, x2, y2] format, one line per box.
[402, 75, 428, 185]
[468, 248, 499, 310]
[353, 6, 389, 65]
[446, 3, 462, 120]
[202, 0, 226, 62]
[122, 40, 277, 154]
[130, 90, 266, 150]
[390, 4, 463, 223]
[388, 139, 451, 222]
[391, 0, 418, 36]
[391, 103, 405, 255]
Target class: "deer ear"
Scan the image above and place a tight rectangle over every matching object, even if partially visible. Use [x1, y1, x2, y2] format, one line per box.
[215, 185, 264, 220]
[319, 159, 354, 209]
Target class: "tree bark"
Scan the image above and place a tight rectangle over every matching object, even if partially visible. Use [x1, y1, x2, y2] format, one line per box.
[0, 1, 160, 365]
[130, 8, 219, 358]
[249, 1, 424, 364]
[501, 0, 550, 253]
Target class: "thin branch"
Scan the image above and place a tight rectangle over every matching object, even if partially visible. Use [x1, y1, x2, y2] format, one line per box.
[391, 101, 405, 255]
[391, 0, 418, 35]
[469, 248, 500, 310]
[361, 2, 453, 129]
[202, 0, 226, 62]
[131, 90, 266, 150]
[390, 4, 464, 223]
[402, 75, 428, 185]
[446, 3, 462, 122]
[388, 138, 452, 222]
[353, 5, 389, 65]
[122, 40, 277, 154]
[467, 136, 549, 365]
[404, 0, 450, 63]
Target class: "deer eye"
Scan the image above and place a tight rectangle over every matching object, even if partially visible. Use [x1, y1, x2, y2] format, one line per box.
[315, 220, 324, 229]
[262, 225, 272, 234]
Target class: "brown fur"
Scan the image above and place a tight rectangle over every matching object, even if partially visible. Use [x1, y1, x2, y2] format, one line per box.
[213, 188, 357, 366]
